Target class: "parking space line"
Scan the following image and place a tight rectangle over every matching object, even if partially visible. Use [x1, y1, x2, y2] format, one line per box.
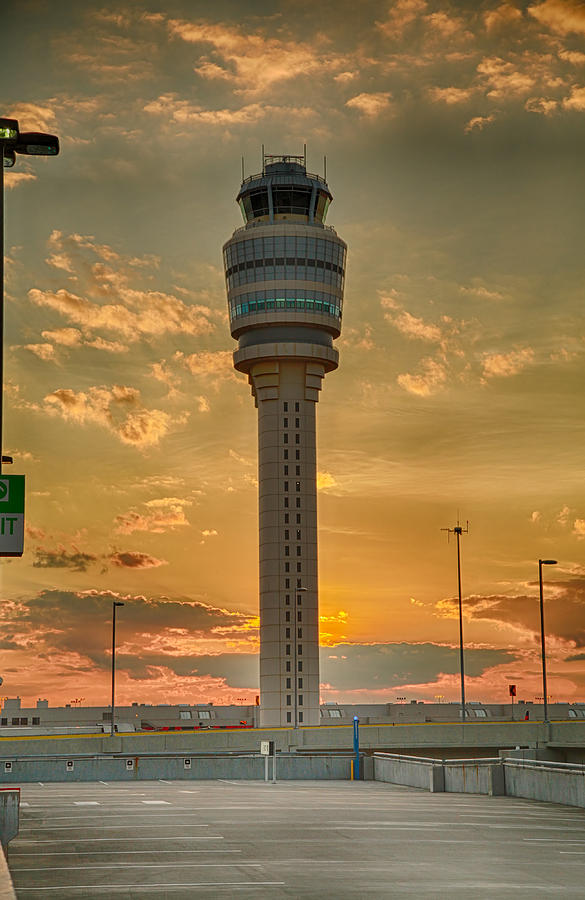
[15, 882, 286, 892]
[21, 814, 209, 822]
[19, 823, 212, 831]
[10, 850, 242, 857]
[15, 837, 224, 844]
[14, 863, 264, 872]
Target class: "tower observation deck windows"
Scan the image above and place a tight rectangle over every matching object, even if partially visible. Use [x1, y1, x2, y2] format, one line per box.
[239, 189, 269, 220]
[272, 186, 312, 215]
[228, 291, 342, 321]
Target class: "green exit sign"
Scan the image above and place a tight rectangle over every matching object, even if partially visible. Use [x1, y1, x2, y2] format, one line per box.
[0, 475, 25, 557]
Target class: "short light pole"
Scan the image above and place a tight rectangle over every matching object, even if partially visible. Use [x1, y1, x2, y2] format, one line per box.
[0, 119, 59, 474]
[294, 587, 308, 728]
[110, 601, 124, 737]
[538, 559, 557, 725]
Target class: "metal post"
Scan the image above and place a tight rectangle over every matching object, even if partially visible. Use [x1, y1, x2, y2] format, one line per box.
[272, 747, 276, 784]
[441, 521, 469, 722]
[456, 527, 466, 721]
[353, 715, 359, 780]
[110, 601, 124, 737]
[264, 755, 268, 783]
[539, 560, 549, 725]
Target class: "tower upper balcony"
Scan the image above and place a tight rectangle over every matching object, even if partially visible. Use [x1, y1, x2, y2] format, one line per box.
[237, 156, 332, 226]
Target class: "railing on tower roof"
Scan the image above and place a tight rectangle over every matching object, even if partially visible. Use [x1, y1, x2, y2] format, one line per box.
[240, 170, 329, 188]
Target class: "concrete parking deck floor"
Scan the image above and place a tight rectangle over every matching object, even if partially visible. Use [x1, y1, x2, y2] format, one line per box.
[6, 780, 585, 898]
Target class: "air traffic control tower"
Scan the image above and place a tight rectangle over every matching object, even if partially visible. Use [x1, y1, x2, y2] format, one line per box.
[223, 153, 347, 728]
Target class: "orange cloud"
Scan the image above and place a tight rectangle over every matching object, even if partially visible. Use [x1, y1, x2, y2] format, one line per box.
[346, 92, 393, 117]
[481, 347, 535, 380]
[43, 385, 172, 448]
[528, 0, 585, 35]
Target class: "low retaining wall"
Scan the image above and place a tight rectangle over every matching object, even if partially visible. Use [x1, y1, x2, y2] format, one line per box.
[373, 753, 444, 792]
[504, 759, 585, 809]
[0, 752, 354, 784]
[374, 753, 585, 807]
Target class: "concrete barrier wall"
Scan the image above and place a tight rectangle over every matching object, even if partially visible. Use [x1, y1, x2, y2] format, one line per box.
[374, 753, 504, 796]
[374, 754, 437, 791]
[0, 753, 352, 784]
[504, 760, 585, 809]
[443, 760, 504, 796]
[2, 719, 585, 758]
[374, 753, 585, 807]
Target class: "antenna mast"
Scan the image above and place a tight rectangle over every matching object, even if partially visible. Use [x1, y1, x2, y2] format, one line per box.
[441, 519, 470, 722]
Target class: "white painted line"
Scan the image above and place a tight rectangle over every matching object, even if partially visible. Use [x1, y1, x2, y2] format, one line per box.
[179, 790, 200, 793]
[25, 814, 209, 822]
[142, 800, 170, 805]
[15, 863, 264, 872]
[37, 783, 44, 786]
[20, 802, 29, 807]
[15, 837, 224, 844]
[158, 779, 173, 784]
[525, 839, 585, 843]
[73, 802, 99, 806]
[19, 824, 210, 831]
[334, 824, 585, 831]
[11, 850, 242, 857]
[15, 883, 285, 892]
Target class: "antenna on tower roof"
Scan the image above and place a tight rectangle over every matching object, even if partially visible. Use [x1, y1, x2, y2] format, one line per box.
[241, 156, 245, 181]
[324, 155, 327, 181]
[261, 143, 265, 174]
[303, 143, 307, 169]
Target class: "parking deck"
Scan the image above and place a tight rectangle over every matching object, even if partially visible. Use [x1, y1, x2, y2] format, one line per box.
[6, 780, 585, 897]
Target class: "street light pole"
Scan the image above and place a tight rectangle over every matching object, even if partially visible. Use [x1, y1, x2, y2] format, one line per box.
[538, 559, 557, 725]
[0, 118, 59, 476]
[110, 601, 124, 737]
[442, 520, 469, 721]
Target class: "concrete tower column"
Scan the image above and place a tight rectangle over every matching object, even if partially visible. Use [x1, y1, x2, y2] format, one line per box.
[223, 154, 346, 728]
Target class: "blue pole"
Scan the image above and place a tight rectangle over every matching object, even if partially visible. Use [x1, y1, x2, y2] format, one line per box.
[353, 715, 360, 780]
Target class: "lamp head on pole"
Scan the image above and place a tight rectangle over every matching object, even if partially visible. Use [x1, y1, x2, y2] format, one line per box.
[540, 559, 558, 567]
[113, 601, 124, 608]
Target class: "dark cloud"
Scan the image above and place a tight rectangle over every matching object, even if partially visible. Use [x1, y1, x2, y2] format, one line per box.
[320, 642, 517, 691]
[3, 589, 255, 675]
[566, 653, 585, 662]
[33, 547, 98, 572]
[109, 551, 167, 569]
[32, 546, 168, 572]
[437, 578, 585, 647]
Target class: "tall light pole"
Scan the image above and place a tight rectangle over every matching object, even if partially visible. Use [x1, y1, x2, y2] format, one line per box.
[442, 520, 469, 721]
[110, 601, 124, 737]
[538, 559, 557, 725]
[0, 119, 59, 474]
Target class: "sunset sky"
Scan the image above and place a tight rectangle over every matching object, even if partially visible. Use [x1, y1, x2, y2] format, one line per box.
[2, 0, 585, 709]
